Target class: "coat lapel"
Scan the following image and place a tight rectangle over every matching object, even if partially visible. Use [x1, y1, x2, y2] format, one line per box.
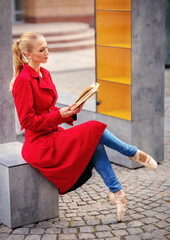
[24, 64, 58, 98]
[39, 68, 57, 93]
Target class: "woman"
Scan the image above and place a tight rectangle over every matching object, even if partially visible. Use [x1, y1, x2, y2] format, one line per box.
[11, 32, 157, 222]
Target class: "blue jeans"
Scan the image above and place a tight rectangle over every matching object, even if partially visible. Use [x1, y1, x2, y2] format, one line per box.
[91, 129, 137, 193]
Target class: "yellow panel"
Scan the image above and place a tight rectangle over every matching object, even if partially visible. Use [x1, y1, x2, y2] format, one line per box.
[98, 77, 130, 85]
[97, 80, 131, 120]
[97, 46, 131, 84]
[100, 43, 131, 48]
[96, 0, 131, 11]
[96, 11, 131, 48]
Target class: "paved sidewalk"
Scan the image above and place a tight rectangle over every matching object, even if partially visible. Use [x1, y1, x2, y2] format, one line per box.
[1, 154, 169, 240]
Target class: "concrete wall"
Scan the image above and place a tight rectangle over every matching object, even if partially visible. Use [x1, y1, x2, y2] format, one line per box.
[131, 0, 165, 164]
[0, 0, 16, 143]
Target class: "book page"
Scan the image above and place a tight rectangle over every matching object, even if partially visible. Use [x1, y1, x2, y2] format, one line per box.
[71, 82, 100, 111]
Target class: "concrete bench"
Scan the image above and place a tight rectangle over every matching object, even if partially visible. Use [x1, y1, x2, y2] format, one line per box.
[0, 141, 59, 229]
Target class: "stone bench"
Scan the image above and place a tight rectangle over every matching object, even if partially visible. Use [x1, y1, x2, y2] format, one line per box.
[0, 141, 59, 229]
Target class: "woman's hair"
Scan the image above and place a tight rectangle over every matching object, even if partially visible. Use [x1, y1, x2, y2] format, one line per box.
[10, 32, 44, 91]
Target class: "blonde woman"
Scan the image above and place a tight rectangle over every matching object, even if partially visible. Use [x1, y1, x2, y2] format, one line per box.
[11, 32, 157, 222]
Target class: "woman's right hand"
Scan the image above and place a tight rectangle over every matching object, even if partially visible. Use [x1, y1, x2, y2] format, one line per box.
[59, 103, 83, 119]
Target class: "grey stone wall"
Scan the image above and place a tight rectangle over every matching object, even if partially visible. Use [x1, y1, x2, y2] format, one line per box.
[131, 0, 165, 121]
[0, 0, 16, 143]
[131, 0, 165, 163]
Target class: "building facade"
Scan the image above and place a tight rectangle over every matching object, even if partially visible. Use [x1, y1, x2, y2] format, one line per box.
[12, 0, 94, 27]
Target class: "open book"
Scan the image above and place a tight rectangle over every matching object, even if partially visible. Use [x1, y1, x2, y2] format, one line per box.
[71, 82, 100, 111]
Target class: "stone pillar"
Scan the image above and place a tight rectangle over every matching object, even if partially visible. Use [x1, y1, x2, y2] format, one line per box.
[93, 0, 165, 168]
[166, 0, 170, 66]
[0, 0, 16, 143]
[131, 0, 165, 164]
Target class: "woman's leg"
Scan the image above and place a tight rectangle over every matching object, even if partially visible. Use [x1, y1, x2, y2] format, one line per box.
[100, 129, 137, 157]
[91, 143, 122, 193]
[99, 129, 157, 170]
[91, 143, 126, 221]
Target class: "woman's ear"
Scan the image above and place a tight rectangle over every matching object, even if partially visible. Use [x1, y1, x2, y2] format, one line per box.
[24, 52, 32, 61]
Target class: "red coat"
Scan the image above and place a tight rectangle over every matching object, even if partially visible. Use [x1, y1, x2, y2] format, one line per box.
[13, 64, 106, 194]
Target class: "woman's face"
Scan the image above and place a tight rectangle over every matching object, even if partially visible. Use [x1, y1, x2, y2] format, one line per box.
[28, 37, 49, 64]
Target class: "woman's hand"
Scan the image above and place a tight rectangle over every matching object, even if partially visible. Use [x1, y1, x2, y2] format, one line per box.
[59, 103, 84, 119]
[76, 102, 84, 113]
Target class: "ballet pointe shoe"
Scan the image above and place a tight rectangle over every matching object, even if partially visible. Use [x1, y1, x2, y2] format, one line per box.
[129, 150, 157, 170]
[108, 190, 126, 222]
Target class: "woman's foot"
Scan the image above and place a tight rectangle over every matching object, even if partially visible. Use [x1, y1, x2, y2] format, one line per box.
[129, 150, 157, 170]
[108, 190, 126, 222]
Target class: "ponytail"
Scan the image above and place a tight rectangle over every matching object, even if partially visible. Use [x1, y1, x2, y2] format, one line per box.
[9, 40, 26, 91]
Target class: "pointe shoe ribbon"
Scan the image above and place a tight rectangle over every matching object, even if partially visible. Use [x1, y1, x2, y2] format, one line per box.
[108, 190, 126, 222]
[129, 150, 157, 170]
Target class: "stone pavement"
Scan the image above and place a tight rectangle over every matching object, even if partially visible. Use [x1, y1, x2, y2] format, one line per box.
[0, 157, 169, 240]
[1, 46, 170, 239]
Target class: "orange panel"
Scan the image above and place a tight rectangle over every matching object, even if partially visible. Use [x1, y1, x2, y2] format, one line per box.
[97, 80, 131, 120]
[96, 0, 131, 11]
[96, 11, 131, 48]
[97, 46, 131, 85]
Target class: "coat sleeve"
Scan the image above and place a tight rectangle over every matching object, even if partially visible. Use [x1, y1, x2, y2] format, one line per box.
[52, 106, 77, 126]
[13, 76, 63, 131]
[62, 114, 77, 126]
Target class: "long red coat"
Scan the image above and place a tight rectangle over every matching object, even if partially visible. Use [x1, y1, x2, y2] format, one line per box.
[13, 64, 106, 194]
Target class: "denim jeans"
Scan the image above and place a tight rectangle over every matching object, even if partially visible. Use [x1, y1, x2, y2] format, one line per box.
[91, 129, 137, 193]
